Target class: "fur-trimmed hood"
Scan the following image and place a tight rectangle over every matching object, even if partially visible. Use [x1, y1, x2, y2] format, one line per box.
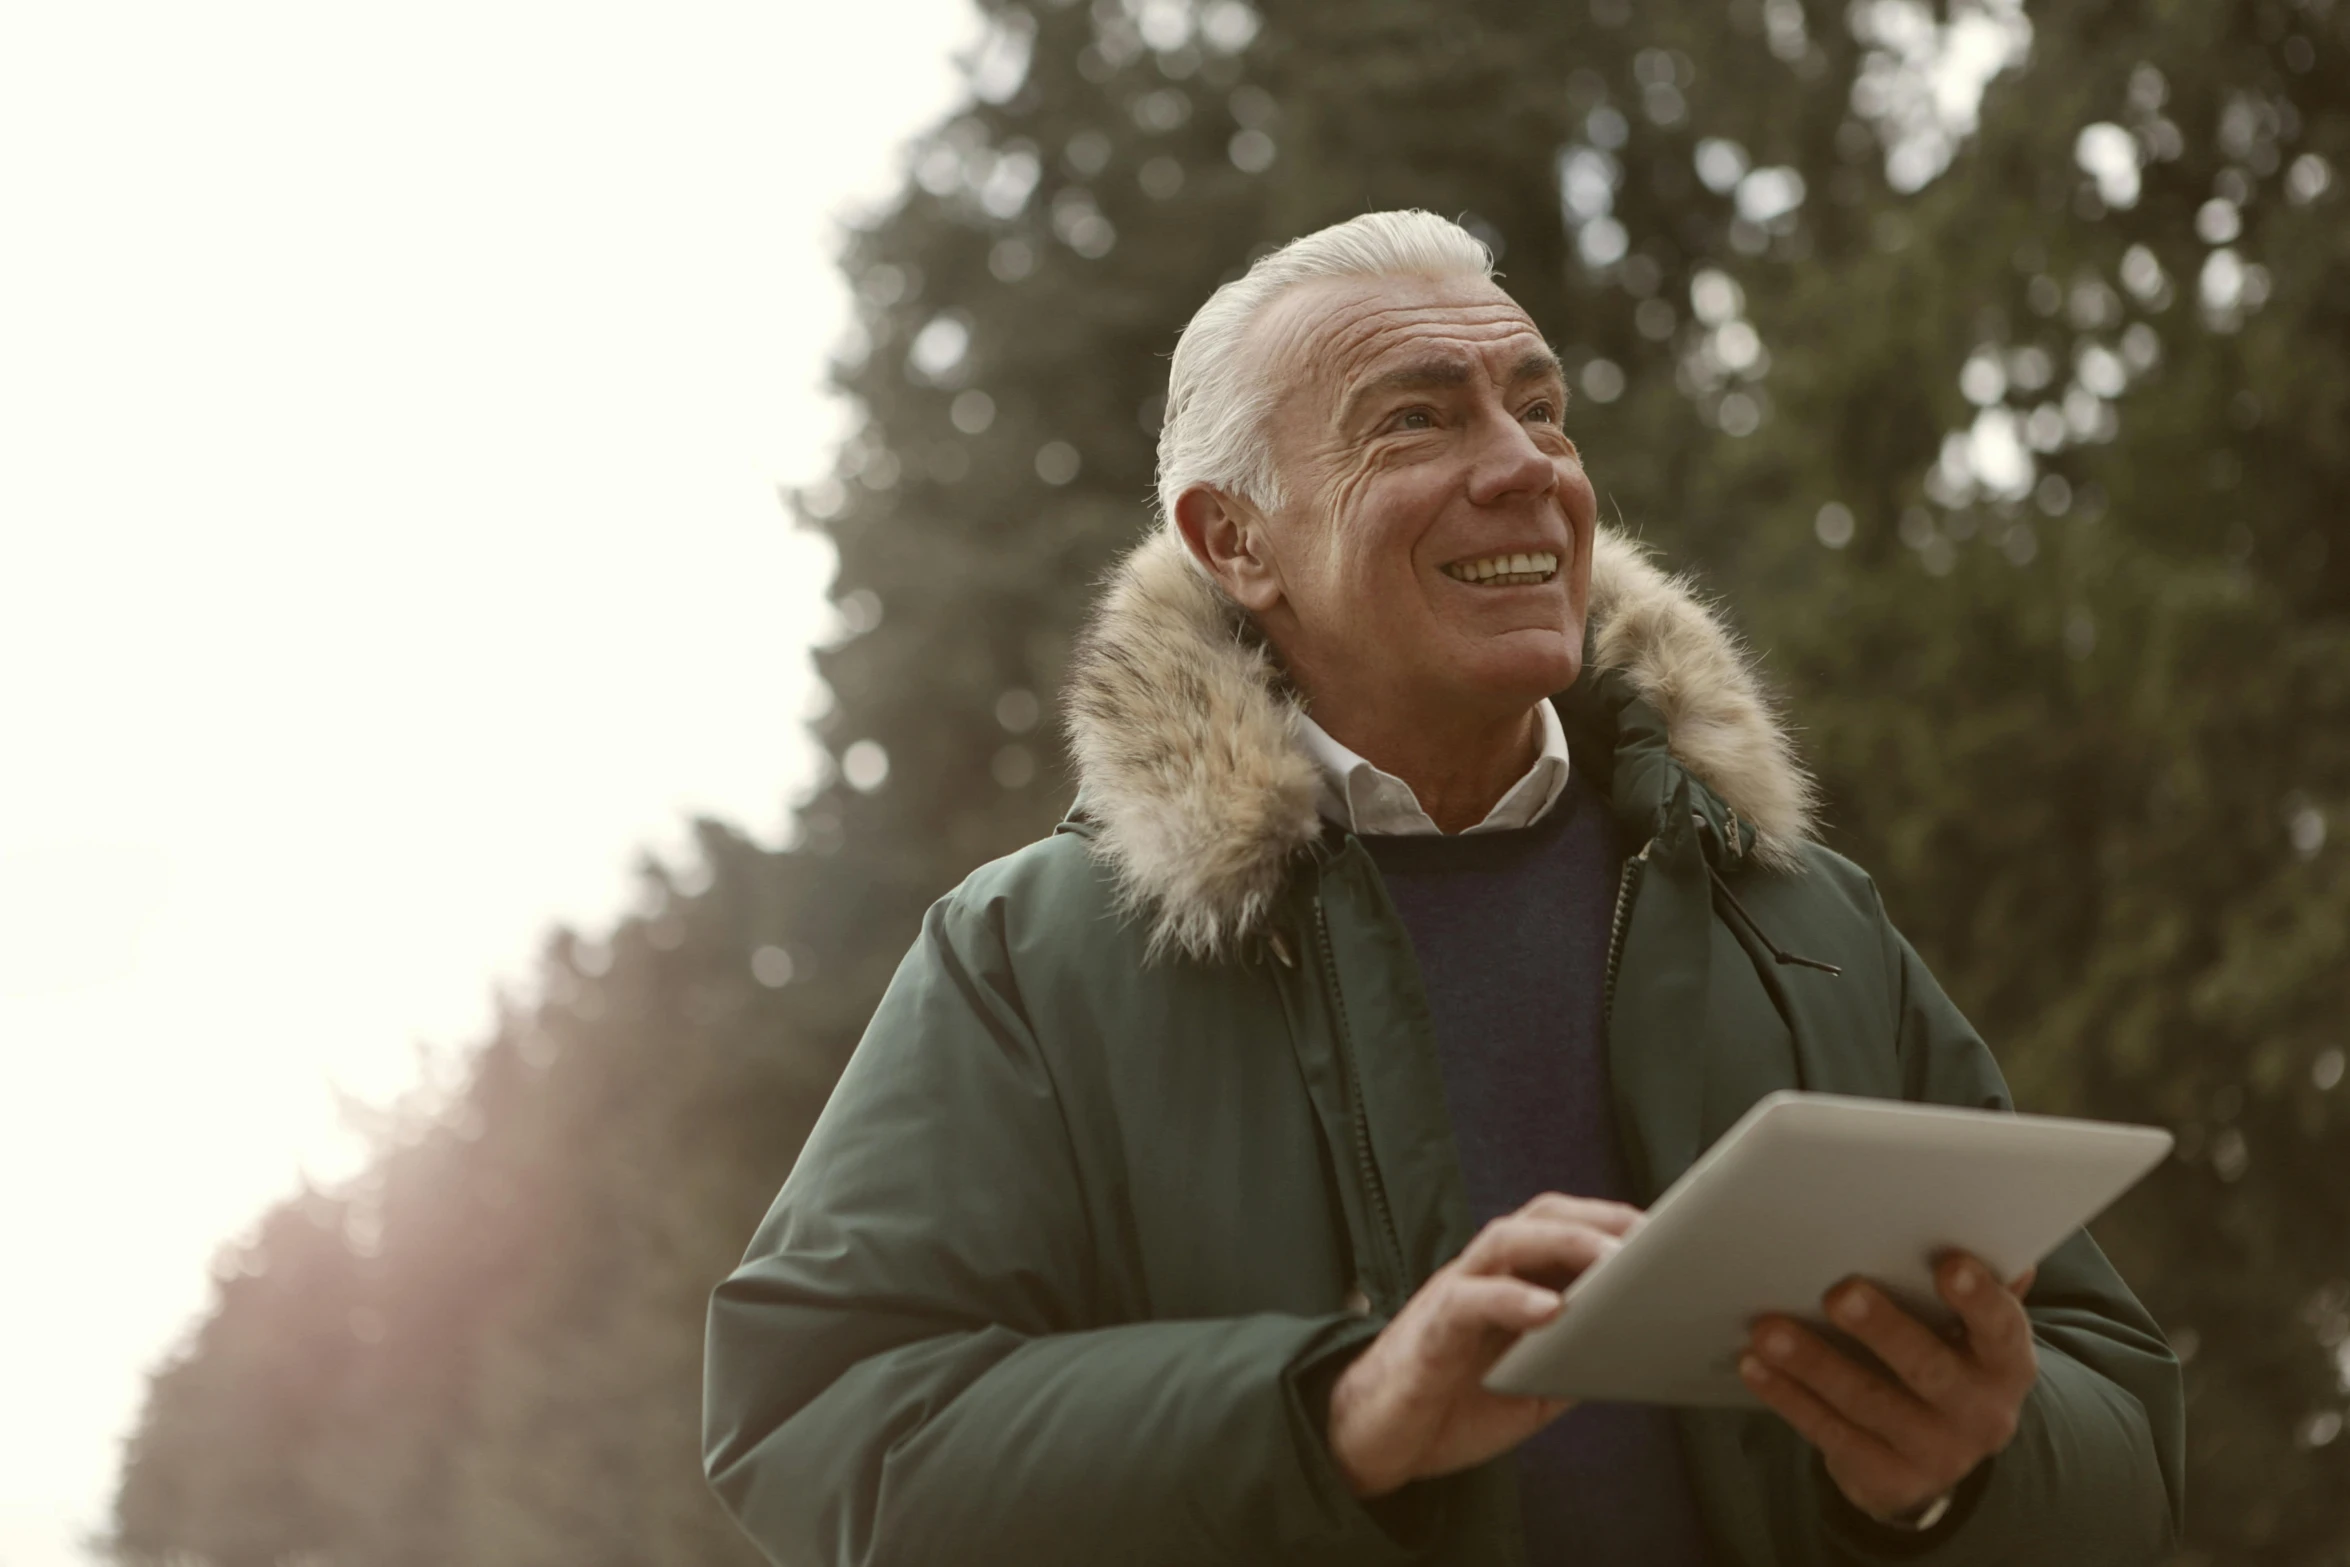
[1063, 527, 1818, 962]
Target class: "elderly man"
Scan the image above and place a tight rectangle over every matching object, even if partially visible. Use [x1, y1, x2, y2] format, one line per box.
[704, 211, 2181, 1564]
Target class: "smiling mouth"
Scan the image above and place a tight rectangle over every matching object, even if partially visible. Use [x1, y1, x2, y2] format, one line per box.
[1442, 550, 1560, 586]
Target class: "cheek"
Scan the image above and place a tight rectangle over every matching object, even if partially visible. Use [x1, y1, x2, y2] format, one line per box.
[1557, 456, 1598, 521]
[1566, 551, 1596, 628]
[1318, 461, 1425, 591]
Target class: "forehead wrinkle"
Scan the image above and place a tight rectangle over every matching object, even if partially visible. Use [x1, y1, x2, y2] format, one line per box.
[1318, 302, 1541, 366]
[1337, 335, 1535, 394]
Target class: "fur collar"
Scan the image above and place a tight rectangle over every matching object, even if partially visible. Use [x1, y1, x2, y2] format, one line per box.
[1063, 528, 1818, 962]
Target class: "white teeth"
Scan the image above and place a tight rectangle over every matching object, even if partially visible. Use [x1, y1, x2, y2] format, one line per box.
[1444, 550, 1561, 583]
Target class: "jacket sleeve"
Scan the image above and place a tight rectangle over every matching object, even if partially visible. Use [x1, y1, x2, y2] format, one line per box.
[701, 887, 1415, 1567]
[1823, 918, 2186, 1566]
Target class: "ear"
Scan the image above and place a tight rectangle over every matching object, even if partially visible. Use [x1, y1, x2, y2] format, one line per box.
[1173, 483, 1284, 613]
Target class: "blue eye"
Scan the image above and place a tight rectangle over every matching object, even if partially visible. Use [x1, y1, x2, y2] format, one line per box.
[1397, 409, 1434, 430]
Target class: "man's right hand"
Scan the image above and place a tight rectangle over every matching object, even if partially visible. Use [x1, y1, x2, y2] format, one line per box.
[1324, 1193, 1642, 1499]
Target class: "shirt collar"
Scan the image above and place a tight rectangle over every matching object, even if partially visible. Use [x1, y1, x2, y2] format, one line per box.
[1297, 701, 1572, 837]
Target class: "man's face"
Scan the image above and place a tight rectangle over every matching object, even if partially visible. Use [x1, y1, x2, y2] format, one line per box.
[1234, 272, 1598, 724]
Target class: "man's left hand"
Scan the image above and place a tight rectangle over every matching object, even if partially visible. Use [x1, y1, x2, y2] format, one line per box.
[1739, 1252, 2039, 1523]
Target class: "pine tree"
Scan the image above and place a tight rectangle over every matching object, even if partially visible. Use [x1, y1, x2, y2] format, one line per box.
[1731, 2, 2350, 1554]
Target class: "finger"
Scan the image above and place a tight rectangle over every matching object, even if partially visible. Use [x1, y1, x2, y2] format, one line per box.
[2009, 1266, 2037, 1298]
[1824, 1280, 1970, 1405]
[1457, 1215, 1624, 1282]
[1748, 1317, 1940, 1461]
[1514, 1193, 1645, 1236]
[1937, 1254, 2037, 1380]
[1419, 1274, 1563, 1363]
[1738, 1351, 1918, 1509]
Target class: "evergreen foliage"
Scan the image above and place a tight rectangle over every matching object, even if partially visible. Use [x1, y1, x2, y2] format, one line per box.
[111, 0, 2347, 1560]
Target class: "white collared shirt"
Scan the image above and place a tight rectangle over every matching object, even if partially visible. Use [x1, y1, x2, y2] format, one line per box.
[1297, 702, 1572, 836]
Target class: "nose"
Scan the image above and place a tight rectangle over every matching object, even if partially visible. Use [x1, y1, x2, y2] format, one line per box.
[1464, 408, 1560, 508]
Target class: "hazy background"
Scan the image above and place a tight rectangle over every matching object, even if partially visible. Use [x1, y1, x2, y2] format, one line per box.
[11, 0, 2348, 1563]
[0, 4, 968, 1560]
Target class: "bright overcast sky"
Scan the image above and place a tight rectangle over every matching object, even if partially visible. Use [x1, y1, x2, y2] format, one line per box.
[0, 3, 973, 1561]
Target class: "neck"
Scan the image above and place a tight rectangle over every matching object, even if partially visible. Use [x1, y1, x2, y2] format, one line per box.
[1311, 696, 1542, 833]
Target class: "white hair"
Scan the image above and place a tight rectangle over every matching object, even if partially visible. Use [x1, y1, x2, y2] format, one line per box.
[1154, 209, 1495, 534]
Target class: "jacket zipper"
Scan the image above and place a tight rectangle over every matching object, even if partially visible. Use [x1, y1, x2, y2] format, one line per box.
[1602, 839, 1654, 1025]
[1313, 890, 1405, 1307]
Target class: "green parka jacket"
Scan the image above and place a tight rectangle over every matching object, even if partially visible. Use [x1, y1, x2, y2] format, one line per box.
[704, 528, 2184, 1566]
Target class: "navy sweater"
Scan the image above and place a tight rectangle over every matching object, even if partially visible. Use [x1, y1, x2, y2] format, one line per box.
[1361, 772, 1718, 1567]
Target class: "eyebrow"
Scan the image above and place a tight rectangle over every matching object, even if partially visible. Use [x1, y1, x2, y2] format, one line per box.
[1342, 348, 1570, 424]
[1510, 348, 1570, 391]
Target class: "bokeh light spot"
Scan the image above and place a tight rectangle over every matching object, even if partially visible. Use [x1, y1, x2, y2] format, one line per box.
[841, 740, 890, 793]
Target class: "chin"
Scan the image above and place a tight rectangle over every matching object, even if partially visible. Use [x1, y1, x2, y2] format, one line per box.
[1457, 631, 1583, 706]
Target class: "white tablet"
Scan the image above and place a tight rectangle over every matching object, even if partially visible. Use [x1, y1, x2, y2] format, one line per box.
[1483, 1091, 2172, 1408]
